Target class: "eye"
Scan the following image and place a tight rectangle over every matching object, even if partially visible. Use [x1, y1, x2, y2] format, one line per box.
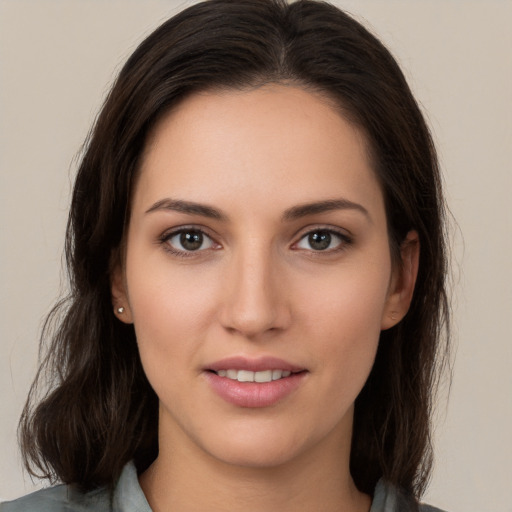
[295, 229, 349, 252]
[164, 229, 216, 253]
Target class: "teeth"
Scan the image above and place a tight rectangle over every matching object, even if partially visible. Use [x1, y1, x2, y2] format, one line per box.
[216, 369, 294, 382]
[254, 370, 272, 383]
[237, 370, 254, 382]
[272, 369, 283, 380]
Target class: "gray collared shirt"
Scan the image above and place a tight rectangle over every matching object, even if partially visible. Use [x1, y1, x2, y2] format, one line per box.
[0, 462, 446, 512]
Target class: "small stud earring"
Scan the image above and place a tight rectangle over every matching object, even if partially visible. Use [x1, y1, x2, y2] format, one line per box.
[117, 306, 125, 314]
[390, 311, 398, 321]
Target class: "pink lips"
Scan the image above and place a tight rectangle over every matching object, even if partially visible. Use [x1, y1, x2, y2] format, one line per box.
[204, 356, 307, 408]
[207, 356, 304, 373]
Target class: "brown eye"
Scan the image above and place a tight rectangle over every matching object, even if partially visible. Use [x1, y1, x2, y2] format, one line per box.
[166, 229, 214, 252]
[296, 229, 348, 252]
[308, 231, 332, 250]
[180, 231, 203, 251]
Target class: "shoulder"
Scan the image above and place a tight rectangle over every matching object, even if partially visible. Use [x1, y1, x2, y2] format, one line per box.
[419, 506, 446, 512]
[0, 462, 150, 512]
[372, 479, 448, 512]
[0, 484, 111, 512]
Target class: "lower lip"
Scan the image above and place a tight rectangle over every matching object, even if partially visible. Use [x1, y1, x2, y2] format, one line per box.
[204, 371, 306, 408]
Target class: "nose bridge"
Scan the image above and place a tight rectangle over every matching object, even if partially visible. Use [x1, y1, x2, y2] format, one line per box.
[220, 236, 287, 337]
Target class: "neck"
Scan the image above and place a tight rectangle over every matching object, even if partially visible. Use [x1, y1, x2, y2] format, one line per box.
[140, 414, 371, 512]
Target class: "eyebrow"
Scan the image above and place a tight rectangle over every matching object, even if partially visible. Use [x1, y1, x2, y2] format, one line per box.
[145, 198, 227, 220]
[282, 198, 370, 221]
[145, 197, 370, 222]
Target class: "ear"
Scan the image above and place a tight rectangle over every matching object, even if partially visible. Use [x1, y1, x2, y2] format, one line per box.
[381, 230, 420, 330]
[111, 260, 134, 324]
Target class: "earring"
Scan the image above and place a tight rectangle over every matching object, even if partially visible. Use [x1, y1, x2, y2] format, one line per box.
[116, 306, 125, 314]
[390, 311, 398, 321]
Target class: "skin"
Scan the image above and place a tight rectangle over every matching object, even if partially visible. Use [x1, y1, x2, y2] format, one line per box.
[112, 84, 419, 512]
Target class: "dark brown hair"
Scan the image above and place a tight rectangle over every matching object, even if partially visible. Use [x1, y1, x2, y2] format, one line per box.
[20, 0, 450, 501]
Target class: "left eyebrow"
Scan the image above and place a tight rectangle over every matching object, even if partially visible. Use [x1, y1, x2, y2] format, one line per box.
[282, 198, 370, 222]
[145, 198, 228, 221]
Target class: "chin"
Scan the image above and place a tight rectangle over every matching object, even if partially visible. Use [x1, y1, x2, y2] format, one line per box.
[196, 419, 334, 470]
[212, 440, 304, 469]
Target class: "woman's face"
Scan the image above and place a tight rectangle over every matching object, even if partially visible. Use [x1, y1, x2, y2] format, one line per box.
[113, 85, 417, 470]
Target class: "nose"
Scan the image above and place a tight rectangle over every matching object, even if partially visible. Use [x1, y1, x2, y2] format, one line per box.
[219, 241, 290, 339]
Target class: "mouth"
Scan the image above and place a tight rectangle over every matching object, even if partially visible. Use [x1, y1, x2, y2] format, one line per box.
[210, 369, 298, 383]
[204, 356, 307, 408]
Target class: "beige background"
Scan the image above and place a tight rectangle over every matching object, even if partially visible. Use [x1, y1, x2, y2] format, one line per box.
[1, 1, 511, 510]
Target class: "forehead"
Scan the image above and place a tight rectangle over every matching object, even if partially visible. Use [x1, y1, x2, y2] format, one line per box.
[135, 84, 384, 219]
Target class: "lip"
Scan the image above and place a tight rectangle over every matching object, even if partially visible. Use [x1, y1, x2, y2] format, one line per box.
[204, 356, 307, 408]
[204, 371, 306, 408]
[206, 355, 305, 373]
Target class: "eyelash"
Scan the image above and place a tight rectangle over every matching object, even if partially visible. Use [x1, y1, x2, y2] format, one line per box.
[158, 226, 219, 258]
[158, 226, 353, 258]
[293, 227, 353, 255]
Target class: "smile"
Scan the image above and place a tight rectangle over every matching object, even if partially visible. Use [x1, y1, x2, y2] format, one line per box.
[205, 356, 307, 407]
[215, 369, 292, 382]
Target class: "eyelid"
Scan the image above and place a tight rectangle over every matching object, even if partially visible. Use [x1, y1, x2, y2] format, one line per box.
[158, 225, 221, 256]
[291, 225, 353, 252]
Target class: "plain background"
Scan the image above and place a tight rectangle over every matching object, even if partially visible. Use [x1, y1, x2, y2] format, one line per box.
[1, 1, 511, 511]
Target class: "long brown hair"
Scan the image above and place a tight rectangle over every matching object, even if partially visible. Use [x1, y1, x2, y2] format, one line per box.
[20, 0, 450, 500]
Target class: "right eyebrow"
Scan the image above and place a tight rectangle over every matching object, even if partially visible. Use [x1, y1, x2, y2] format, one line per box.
[282, 198, 371, 222]
[145, 198, 228, 221]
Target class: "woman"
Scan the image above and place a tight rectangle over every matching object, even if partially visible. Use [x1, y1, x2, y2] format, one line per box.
[1, 1, 450, 511]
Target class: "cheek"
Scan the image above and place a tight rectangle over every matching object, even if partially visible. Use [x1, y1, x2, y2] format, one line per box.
[301, 262, 390, 339]
[124, 257, 221, 376]
[296, 260, 391, 386]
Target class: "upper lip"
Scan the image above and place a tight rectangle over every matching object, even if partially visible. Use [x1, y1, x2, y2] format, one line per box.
[206, 356, 305, 373]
